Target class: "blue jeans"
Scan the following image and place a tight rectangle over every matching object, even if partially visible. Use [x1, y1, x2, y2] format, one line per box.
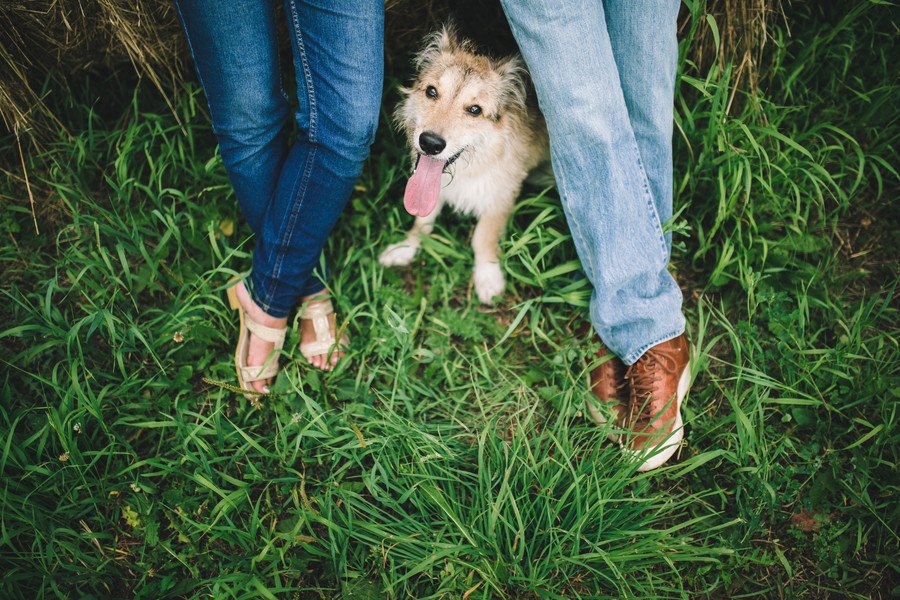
[501, 0, 686, 365]
[174, 0, 384, 317]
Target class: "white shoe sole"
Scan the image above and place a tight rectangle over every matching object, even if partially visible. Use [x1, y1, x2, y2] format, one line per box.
[622, 360, 691, 472]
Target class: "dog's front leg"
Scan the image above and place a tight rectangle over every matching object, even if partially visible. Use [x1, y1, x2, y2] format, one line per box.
[378, 202, 443, 267]
[472, 209, 511, 304]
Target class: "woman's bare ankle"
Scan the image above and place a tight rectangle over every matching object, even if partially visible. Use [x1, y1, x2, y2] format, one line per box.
[236, 280, 287, 328]
[301, 291, 330, 304]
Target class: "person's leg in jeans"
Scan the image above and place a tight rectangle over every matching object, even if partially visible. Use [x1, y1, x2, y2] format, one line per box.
[248, 0, 383, 372]
[174, 0, 289, 236]
[605, 0, 680, 251]
[175, 0, 383, 384]
[501, 0, 690, 470]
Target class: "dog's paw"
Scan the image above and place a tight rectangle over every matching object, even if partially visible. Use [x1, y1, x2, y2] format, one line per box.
[379, 241, 419, 267]
[474, 262, 505, 304]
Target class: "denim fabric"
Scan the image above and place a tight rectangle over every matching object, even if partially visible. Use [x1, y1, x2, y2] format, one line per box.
[175, 0, 384, 317]
[501, 0, 686, 364]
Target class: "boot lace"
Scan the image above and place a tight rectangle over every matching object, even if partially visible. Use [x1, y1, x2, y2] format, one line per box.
[625, 346, 680, 428]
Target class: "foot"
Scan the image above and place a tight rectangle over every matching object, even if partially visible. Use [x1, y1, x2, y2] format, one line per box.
[622, 334, 691, 472]
[379, 239, 420, 267]
[586, 337, 628, 442]
[299, 295, 346, 371]
[473, 261, 504, 304]
[234, 280, 288, 394]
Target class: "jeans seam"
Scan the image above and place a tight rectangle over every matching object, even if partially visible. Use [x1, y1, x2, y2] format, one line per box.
[551, 153, 598, 285]
[246, 275, 282, 318]
[288, 0, 318, 142]
[628, 135, 669, 260]
[258, 140, 317, 314]
[504, 1, 598, 287]
[259, 0, 319, 313]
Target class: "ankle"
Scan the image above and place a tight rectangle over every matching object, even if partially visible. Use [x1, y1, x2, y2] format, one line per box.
[236, 281, 287, 327]
[301, 291, 330, 304]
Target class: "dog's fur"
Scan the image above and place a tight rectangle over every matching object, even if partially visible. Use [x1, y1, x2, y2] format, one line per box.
[379, 26, 549, 304]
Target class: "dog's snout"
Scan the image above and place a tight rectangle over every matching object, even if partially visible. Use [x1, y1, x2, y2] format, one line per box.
[419, 131, 446, 156]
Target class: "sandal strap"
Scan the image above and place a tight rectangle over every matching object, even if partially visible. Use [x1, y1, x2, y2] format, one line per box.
[300, 334, 349, 358]
[240, 316, 285, 385]
[246, 317, 286, 347]
[299, 298, 350, 360]
[299, 299, 335, 320]
[300, 300, 333, 352]
[227, 273, 286, 398]
[240, 360, 279, 383]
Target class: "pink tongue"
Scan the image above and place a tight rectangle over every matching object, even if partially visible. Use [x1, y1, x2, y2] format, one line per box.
[404, 156, 446, 217]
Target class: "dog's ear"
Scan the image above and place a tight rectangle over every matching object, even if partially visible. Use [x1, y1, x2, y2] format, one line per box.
[494, 55, 528, 113]
[392, 88, 415, 136]
[415, 23, 461, 70]
[436, 22, 461, 54]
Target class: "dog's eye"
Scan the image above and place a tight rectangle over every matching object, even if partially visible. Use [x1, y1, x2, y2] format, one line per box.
[466, 105, 482, 116]
[426, 86, 438, 99]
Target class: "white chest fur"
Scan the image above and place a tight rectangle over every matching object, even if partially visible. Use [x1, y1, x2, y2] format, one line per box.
[438, 148, 529, 218]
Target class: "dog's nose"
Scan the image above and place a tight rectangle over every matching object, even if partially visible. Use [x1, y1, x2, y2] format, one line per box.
[419, 131, 446, 156]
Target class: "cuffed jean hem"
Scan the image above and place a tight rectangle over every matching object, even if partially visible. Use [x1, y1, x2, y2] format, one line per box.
[246, 270, 291, 318]
[620, 327, 685, 366]
[301, 284, 327, 298]
[246, 270, 328, 318]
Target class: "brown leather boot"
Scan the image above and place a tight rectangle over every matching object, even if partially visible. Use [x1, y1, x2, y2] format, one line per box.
[622, 334, 690, 471]
[586, 338, 628, 442]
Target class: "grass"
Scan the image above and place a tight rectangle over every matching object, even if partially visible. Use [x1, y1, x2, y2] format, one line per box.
[0, 1, 897, 598]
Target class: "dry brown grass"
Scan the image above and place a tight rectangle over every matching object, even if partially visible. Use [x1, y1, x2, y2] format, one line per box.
[0, 0, 184, 140]
[0, 0, 779, 144]
[686, 0, 785, 96]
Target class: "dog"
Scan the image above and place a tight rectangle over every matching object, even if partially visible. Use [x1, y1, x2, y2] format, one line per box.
[378, 25, 549, 304]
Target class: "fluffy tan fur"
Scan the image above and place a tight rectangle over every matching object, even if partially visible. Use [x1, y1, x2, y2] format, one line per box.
[379, 25, 549, 304]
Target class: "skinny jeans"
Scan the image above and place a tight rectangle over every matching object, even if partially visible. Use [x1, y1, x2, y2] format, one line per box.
[175, 0, 384, 317]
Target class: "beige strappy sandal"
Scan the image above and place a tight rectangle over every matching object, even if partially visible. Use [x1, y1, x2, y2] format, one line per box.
[226, 277, 286, 401]
[299, 297, 349, 369]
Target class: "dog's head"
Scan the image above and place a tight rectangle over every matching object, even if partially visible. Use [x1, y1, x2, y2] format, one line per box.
[395, 25, 527, 165]
[395, 25, 528, 217]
